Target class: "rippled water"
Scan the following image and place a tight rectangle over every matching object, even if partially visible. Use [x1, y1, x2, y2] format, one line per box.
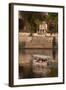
[19, 49, 58, 79]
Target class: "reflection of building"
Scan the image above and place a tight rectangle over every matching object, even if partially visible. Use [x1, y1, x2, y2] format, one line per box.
[38, 21, 47, 34]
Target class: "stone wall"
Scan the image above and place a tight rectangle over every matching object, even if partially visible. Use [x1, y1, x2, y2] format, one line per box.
[19, 33, 57, 49]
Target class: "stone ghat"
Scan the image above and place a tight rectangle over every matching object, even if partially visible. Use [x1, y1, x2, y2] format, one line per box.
[25, 36, 53, 48]
[19, 36, 54, 49]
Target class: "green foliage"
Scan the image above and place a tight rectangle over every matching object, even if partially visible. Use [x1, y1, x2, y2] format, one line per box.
[46, 13, 58, 34]
[26, 12, 46, 35]
[19, 12, 58, 35]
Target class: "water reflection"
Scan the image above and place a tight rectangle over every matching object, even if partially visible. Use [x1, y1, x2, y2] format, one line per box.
[52, 48, 58, 60]
[19, 49, 58, 79]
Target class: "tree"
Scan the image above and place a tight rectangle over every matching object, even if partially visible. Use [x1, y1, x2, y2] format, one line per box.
[19, 11, 47, 36]
[47, 13, 58, 34]
[19, 12, 58, 35]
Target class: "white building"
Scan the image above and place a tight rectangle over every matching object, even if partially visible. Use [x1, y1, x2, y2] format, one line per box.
[38, 21, 47, 35]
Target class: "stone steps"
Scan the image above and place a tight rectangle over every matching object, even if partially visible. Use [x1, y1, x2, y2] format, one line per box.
[25, 36, 52, 48]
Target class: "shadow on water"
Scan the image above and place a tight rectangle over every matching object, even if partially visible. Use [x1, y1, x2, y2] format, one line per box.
[52, 48, 57, 60]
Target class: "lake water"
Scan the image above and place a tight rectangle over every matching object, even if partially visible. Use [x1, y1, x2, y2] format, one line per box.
[19, 49, 58, 79]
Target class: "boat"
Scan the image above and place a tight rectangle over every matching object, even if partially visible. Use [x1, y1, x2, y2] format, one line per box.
[32, 54, 57, 76]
